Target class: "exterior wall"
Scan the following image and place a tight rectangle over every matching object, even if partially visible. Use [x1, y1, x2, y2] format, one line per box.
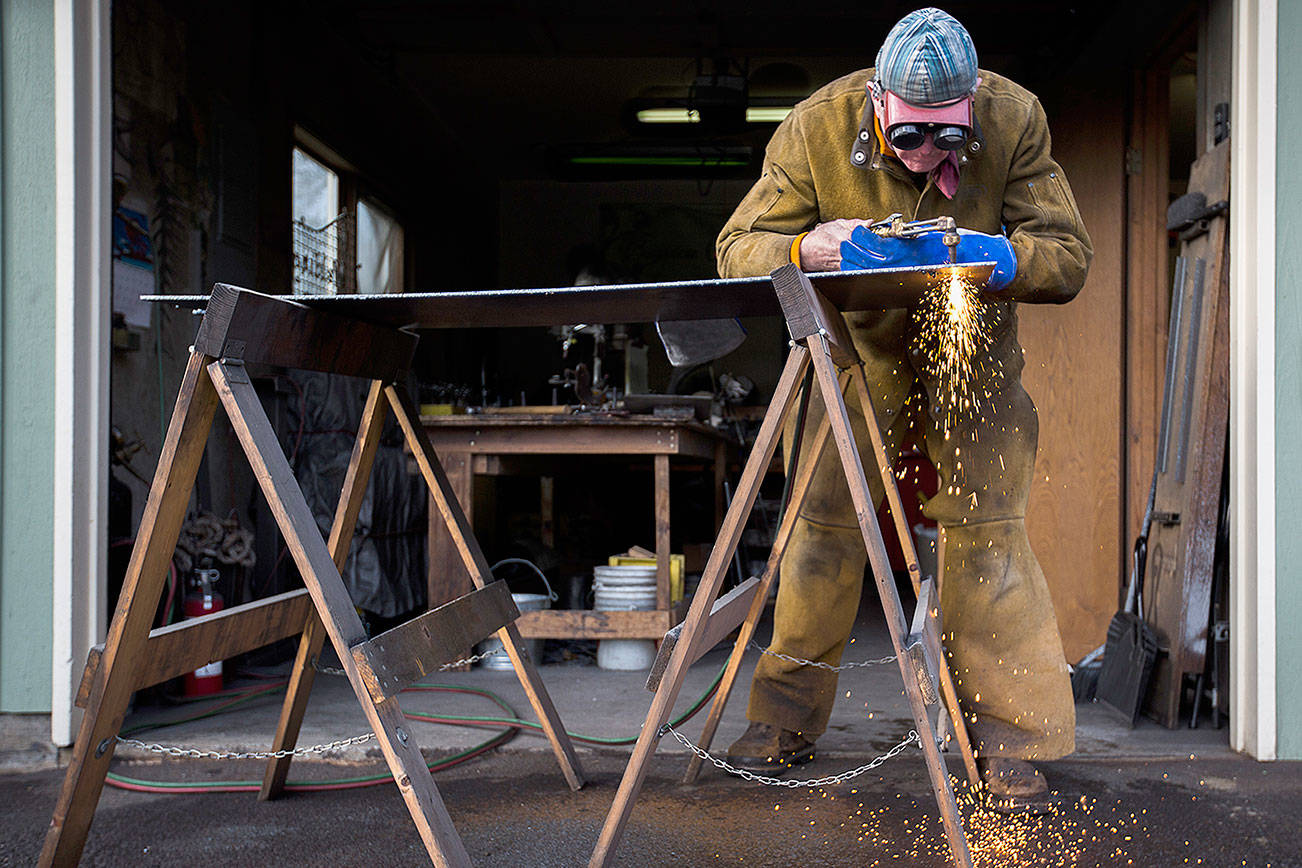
[0, 0, 56, 712]
[1276, 0, 1302, 760]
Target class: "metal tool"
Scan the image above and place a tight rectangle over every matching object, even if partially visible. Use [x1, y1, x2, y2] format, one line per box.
[870, 213, 961, 264]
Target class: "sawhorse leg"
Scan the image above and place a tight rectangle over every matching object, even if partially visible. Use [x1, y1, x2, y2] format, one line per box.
[805, 330, 971, 867]
[40, 352, 220, 867]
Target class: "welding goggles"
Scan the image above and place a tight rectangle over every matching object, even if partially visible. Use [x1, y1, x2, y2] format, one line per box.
[872, 82, 975, 152]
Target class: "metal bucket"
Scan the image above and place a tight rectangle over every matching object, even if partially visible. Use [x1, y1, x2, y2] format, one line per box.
[478, 560, 556, 670]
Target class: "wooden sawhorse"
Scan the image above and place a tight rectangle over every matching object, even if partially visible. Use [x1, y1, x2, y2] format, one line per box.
[591, 264, 978, 867]
[41, 285, 583, 867]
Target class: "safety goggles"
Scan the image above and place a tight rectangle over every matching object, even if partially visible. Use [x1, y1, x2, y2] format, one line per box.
[875, 86, 974, 152]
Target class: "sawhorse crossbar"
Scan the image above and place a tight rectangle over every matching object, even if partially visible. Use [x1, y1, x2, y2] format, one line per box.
[591, 264, 978, 868]
[41, 285, 583, 867]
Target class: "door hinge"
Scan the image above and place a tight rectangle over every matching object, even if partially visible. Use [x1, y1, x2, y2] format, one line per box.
[1125, 147, 1143, 176]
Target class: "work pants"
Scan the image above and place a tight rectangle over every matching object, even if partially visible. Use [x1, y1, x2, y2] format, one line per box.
[746, 306, 1076, 761]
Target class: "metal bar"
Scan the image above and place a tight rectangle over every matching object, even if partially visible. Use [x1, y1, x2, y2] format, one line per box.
[146, 263, 996, 331]
[1175, 258, 1207, 483]
[1157, 256, 1187, 473]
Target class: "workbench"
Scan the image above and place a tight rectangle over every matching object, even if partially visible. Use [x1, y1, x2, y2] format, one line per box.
[421, 411, 732, 640]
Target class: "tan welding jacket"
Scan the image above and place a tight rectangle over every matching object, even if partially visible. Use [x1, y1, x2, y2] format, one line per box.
[715, 69, 1092, 759]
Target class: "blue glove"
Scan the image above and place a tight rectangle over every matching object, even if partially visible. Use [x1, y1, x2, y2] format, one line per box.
[840, 225, 1018, 291]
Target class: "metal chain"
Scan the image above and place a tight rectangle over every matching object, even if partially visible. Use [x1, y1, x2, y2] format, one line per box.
[117, 731, 375, 761]
[118, 650, 512, 762]
[437, 648, 505, 669]
[750, 641, 897, 671]
[314, 646, 504, 679]
[660, 724, 919, 788]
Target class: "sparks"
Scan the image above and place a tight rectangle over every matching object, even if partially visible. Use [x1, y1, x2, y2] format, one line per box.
[909, 270, 996, 433]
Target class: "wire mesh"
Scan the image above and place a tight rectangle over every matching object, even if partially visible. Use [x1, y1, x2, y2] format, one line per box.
[293, 210, 357, 295]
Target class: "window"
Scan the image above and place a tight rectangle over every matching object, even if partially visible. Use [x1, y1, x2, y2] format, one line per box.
[291, 145, 404, 295]
[357, 198, 404, 294]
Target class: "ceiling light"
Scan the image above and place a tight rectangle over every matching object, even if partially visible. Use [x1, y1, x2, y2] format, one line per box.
[746, 106, 793, 123]
[636, 108, 700, 124]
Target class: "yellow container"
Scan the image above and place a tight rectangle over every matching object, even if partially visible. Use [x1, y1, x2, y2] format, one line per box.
[419, 403, 466, 417]
[606, 554, 685, 603]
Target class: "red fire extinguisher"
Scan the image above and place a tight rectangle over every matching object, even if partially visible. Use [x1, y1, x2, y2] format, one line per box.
[182, 568, 224, 696]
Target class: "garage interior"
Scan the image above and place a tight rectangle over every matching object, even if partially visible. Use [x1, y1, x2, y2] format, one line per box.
[106, 0, 1230, 748]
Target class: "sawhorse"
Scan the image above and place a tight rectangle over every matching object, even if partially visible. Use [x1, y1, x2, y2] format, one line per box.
[591, 264, 979, 867]
[41, 285, 583, 867]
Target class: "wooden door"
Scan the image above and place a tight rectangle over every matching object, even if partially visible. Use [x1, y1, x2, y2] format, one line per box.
[1018, 78, 1127, 663]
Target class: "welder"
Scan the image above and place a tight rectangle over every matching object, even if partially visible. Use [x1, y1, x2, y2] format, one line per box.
[716, 7, 1091, 813]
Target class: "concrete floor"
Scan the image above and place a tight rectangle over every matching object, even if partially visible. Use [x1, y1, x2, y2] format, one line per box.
[5, 602, 1284, 867]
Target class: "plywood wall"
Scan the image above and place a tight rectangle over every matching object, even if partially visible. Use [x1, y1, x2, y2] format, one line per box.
[1018, 81, 1126, 662]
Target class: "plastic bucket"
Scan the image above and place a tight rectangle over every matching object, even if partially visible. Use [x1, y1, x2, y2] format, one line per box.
[478, 561, 556, 670]
[593, 566, 658, 670]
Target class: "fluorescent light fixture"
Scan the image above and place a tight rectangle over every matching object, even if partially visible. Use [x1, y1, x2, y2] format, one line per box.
[746, 106, 793, 123]
[636, 108, 700, 124]
[568, 155, 750, 167]
[632, 105, 794, 125]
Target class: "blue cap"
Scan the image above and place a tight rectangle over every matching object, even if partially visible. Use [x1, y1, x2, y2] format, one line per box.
[875, 8, 978, 105]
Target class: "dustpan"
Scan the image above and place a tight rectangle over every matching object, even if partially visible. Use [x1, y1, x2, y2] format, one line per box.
[1096, 537, 1160, 726]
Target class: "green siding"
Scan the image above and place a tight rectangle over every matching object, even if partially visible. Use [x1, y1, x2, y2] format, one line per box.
[0, 0, 55, 711]
[1278, 0, 1302, 760]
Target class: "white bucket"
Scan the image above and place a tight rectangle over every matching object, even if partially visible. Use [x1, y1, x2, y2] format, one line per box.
[593, 565, 658, 670]
[478, 560, 556, 670]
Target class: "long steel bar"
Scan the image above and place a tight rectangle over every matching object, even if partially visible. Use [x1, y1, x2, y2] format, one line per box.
[144, 264, 995, 330]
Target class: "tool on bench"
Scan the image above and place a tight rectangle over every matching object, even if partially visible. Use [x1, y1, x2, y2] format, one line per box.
[870, 213, 961, 264]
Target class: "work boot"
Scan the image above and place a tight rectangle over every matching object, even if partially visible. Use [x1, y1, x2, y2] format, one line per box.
[979, 757, 1059, 815]
[726, 721, 816, 775]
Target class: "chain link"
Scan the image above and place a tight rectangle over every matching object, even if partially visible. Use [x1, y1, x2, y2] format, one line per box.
[750, 641, 897, 671]
[437, 648, 505, 669]
[117, 731, 376, 761]
[117, 649, 510, 762]
[314, 646, 505, 680]
[660, 724, 919, 787]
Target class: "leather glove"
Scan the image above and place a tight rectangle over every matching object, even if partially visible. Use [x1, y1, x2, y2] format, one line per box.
[840, 225, 1018, 291]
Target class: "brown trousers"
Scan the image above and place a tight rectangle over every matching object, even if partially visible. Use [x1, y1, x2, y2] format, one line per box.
[746, 308, 1076, 761]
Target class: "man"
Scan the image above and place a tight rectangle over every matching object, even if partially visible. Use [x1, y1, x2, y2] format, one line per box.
[716, 7, 1090, 813]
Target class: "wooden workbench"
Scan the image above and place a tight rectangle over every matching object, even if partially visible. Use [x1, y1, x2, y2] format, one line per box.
[422, 411, 732, 640]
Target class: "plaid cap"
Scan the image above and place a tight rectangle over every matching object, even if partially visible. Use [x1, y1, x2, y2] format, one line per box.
[875, 8, 978, 106]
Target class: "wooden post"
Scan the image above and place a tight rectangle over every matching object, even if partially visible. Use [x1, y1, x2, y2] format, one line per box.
[654, 454, 671, 611]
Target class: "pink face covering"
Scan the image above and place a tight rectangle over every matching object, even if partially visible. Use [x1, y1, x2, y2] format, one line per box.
[878, 89, 973, 139]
